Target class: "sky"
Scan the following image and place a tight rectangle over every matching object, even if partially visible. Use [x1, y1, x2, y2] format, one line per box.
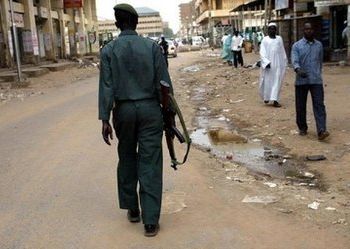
[96, 0, 191, 33]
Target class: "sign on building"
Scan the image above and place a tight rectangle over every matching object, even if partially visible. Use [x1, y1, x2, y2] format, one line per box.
[275, 0, 289, 10]
[64, 0, 83, 9]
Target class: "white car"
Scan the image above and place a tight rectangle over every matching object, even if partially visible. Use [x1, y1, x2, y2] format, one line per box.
[192, 36, 206, 46]
[167, 40, 177, 57]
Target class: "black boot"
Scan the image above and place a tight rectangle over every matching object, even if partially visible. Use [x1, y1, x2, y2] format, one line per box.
[144, 224, 160, 237]
[127, 209, 140, 223]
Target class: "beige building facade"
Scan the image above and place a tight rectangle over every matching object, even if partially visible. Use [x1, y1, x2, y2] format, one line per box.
[0, 0, 99, 68]
[135, 7, 163, 37]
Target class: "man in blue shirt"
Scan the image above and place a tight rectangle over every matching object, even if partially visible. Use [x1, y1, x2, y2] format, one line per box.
[291, 23, 329, 140]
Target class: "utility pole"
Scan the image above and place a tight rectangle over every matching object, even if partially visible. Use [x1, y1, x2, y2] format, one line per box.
[264, 0, 268, 28]
[208, 0, 214, 47]
[9, 0, 23, 82]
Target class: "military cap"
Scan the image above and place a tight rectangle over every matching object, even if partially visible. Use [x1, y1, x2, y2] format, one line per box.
[113, 3, 138, 17]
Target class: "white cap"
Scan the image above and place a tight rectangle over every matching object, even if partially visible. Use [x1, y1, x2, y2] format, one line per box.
[268, 22, 277, 27]
[161, 34, 164, 38]
[345, 20, 348, 25]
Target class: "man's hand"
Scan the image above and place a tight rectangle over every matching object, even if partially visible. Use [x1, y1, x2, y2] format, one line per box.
[296, 68, 308, 78]
[102, 120, 113, 146]
[266, 63, 271, 69]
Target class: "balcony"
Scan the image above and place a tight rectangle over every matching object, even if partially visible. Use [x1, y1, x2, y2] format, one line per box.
[196, 9, 232, 24]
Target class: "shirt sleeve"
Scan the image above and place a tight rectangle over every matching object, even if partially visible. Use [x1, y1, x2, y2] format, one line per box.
[98, 46, 114, 121]
[239, 36, 244, 47]
[259, 38, 271, 69]
[291, 43, 300, 70]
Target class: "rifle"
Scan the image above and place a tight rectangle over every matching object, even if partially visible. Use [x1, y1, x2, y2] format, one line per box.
[160, 81, 191, 170]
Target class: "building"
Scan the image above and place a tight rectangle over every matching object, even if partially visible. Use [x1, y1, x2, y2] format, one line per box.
[135, 7, 163, 37]
[194, 0, 237, 44]
[315, 0, 350, 61]
[229, 0, 266, 33]
[179, 1, 197, 39]
[98, 19, 119, 45]
[0, 0, 99, 68]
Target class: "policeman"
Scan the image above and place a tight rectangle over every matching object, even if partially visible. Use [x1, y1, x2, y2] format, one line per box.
[98, 3, 172, 237]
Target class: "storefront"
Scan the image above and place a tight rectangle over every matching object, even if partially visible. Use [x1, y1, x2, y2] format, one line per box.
[316, 0, 350, 61]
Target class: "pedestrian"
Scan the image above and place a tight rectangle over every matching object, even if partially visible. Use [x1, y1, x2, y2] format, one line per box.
[159, 35, 169, 67]
[221, 33, 228, 46]
[221, 33, 233, 65]
[231, 30, 244, 68]
[98, 3, 173, 237]
[259, 23, 287, 107]
[291, 22, 329, 140]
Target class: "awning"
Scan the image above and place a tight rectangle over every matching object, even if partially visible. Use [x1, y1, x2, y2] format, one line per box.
[230, 0, 265, 12]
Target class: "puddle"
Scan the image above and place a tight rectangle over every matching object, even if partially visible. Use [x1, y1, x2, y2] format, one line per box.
[191, 87, 207, 102]
[181, 65, 201, 73]
[191, 128, 292, 178]
[191, 115, 319, 186]
[185, 73, 321, 187]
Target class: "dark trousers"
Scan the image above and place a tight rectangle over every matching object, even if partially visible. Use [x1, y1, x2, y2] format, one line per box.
[295, 84, 327, 134]
[232, 50, 243, 68]
[113, 99, 163, 224]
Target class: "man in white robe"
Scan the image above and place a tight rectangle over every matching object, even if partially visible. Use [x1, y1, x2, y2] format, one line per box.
[259, 23, 287, 107]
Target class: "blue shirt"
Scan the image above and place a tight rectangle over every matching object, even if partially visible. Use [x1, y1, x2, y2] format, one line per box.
[291, 38, 323, 85]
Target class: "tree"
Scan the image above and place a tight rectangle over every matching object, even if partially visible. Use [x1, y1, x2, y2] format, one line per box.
[163, 27, 174, 38]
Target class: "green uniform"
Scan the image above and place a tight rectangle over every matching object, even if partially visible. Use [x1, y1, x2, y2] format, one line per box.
[99, 30, 172, 224]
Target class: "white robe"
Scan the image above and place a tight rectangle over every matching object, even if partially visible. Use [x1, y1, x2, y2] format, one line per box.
[259, 35, 287, 102]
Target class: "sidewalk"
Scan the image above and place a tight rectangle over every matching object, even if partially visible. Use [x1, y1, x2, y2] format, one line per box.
[0, 56, 99, 83]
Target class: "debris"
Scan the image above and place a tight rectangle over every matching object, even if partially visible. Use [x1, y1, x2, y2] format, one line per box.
[217, 116, 226, 121]
[232, 99, 245, 103]
[233, 177, 244, 183]
[264, 182, 277, 188]
[198, 107, 208, 111]
[208, 129, 248, 144]
[333, 219, 347, 225]
[222, 109, 231, 113]
[306, 155, 327, 161]
[295, 195, 307, 200]
[283, 155, 293, 159]
[226, 176, 232, 180]
[251, 138, 262, 143]
[277, 208, 293, 214]
[308, 202, 320, 210]
[325, 207, 336, 211]
[242, 195, 279, 204]
[303, 172, 315, 179]
[298, 183, 308, 186]
[226, 154, 233, 160]
[290, 130, 299, 135]
[282, 159, 287, 164]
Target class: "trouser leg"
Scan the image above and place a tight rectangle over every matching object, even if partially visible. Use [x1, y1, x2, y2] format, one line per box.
[163, 54, 168, 68]
[233, 51, 238, 68]
[238, 50, 244, 66]
[113, 103, 139, 210]
[310, 84, 327, 134]
[136, 100, 163, 224]
[295, 85, 309, 132]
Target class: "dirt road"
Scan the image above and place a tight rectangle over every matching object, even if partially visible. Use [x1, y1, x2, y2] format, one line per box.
[0, 51, 349, 249]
